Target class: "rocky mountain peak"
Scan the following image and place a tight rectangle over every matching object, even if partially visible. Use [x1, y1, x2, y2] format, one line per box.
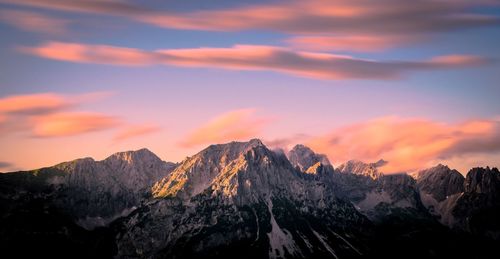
[287, 144, 330, 172]
[464, 167, 500, 194]
[151, 139, 291, 200]
[104, 148, 162, 165]
[336, 159, 383, 180]
[415, 164, 464, 202]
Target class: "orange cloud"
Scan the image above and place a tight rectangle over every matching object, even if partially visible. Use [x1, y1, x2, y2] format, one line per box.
[21, 41, 488, 80]
[0, 92, 72, 115]
[307, 117, 500, 173]
[0, 92, 120, 138]
[113, 124, 161, 142]
[0, 9, 69, 35]
[286, 35, 419, 52]
[31, 112, 120, 137]
[19, 42, 153, 65]
[0, 91, 112, 116]
[179, 108, 273, 148]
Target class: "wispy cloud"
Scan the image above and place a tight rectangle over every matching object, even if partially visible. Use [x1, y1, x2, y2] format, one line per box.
[0, 92, 73, 115]
[30, 112, 119, 137]
[0, 91, 112, 116]
[0, 9, 69, 35]
[306, 116, 500, 173]
[2, 0, 498, 34]
[20, 41, 488, 80]
[0, 92, 163, 140]
[0, 92, 121, 137]
[2, 0, 499, 51]
[263, 134, 311, 151]
[113, 124, 161, 142]
[179, 108, 273, 148]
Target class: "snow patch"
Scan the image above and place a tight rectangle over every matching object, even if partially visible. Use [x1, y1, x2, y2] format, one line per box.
[329, 229, 362, 255]
[267, 199, 298, 259]
[312, 229, 338, 259]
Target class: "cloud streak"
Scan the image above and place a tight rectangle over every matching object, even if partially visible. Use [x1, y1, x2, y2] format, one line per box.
[0, 91, 112, 116]
[2, 0, 499, 51]
[2, 0, 498, 35]
[306, 116, 500, 173]
[180, 108, 273, 148]
[0, 92, 120, 138]
[20, 41, 488, 80]
[31, 112, 119, 137]
[0, 9, 69, 35]
[0, 92, 72, 115]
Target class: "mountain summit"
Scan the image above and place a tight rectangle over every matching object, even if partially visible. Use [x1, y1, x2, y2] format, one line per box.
[1, 139, 499, 258]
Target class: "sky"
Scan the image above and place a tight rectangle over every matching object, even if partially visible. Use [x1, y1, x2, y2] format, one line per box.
[1, 0, 500, 174]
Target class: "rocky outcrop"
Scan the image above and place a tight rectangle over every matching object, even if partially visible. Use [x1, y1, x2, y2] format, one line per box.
[0, 148, 176, 229]
[415, 164, 464, 202]
[330, 159, 425, 221]
[413, 164, 465, 224]
[463, 167, 500, 194]
[452, 167, 500, 239]
[336, 159, 385, 180]
[1, 140, 500, 258]
[287, 144, 330, 172]
[123, 140, 368, 259]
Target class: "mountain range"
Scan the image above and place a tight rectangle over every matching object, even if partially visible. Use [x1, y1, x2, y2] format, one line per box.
[1, 139, 499, 258]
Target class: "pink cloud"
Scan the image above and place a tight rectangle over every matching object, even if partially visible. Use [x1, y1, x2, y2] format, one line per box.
[31, 112, 120, 137]
[0, 92, 72, 115]
[0, 91, 112, 116]
[0, 9, 69, 35]
[19, 42, 153, 65]
[0, 92, 119, 138]
[20, 41, 488, 80]
[113, 124, 161, 142]
[179, 108, 273, 148]
[307, 117, 500, 173]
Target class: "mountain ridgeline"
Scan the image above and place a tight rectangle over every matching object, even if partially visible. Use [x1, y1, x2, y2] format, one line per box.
[1, 139, 499, 258]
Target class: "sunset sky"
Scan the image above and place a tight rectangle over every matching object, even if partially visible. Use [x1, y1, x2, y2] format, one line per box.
[1, 0, 500, 174]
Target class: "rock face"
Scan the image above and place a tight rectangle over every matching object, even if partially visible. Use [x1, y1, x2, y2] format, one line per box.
[453, 167, 500, 239]
[463, 167, 500, 194]
[415, 164, 464, 202]
[336, 159, 385, 180]
[121, 139, 368, 259]
[0, 148, 176, 229]
[333, 160, 425, 221]
[414, 165, 500, 239]
[287, 144, 330, 172]
[1, 140, 500, 258]
[414, 164, 465, 225]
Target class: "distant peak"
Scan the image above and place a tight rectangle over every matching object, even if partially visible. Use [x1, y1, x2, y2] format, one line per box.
[287, 144, 330, 172]
[336, 159, 382, 179]
[248, 138, 264, 147]
[291, 144, 311, 151]
[435, 163, 449, 169]
[106, 148, 161, 164]
[374, 159, 388, 167]
[114, 147, 153, 155]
